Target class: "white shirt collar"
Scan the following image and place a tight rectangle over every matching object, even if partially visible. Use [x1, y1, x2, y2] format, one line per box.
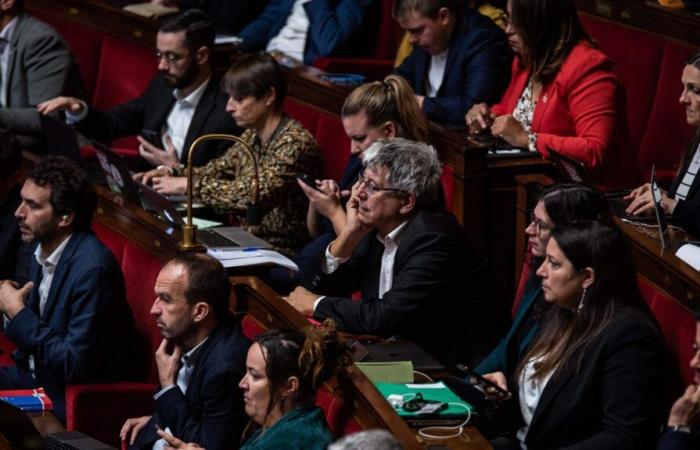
[173, 76, 210, 107]
[34, 234, 73, 270]
[377, 221, 409, 246]
[0, 17, 18, 44]
[182, 336, 209, 366]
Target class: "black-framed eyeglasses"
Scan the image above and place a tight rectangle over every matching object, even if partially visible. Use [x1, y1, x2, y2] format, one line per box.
[155, 51, 188, 64]
[529, 211, 552, 236]
[358, 170, 409, 197]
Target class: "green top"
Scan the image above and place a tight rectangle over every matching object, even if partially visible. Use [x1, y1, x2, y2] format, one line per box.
[241, 405, 333, 450]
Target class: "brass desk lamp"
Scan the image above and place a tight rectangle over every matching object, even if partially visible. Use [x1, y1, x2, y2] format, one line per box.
[179, 133, 260, 252]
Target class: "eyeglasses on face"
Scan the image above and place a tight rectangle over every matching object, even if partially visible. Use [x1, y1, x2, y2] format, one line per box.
[529, 211, 552, 236]
[155, 51, 188, 64]
[357, 170, 409, 197]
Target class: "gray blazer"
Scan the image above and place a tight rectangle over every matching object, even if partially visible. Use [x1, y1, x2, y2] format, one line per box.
[0, 13, 83, 149]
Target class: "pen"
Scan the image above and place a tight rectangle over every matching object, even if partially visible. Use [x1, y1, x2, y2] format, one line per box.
[242, 247, 264, 252]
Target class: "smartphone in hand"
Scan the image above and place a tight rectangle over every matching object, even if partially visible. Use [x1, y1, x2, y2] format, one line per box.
[297, 173, 320, 191]
[457, 364, 512, 402]
[140, 129, 163, 149]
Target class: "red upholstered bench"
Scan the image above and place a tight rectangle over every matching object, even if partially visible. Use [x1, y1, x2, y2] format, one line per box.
[580, 13, 697, 186]
[65, 226, 163, 447]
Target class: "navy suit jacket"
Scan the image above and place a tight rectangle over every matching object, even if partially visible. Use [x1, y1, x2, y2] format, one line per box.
[4, 230, 139, 418]
[475, 283, 543, 377]
[395, 8, 511, 124]
[669, 139, 700, 237]
[515, 310, 665, 449]
[78, 74, 239, 169]
[132, 318, 250, 450]
[238, 0, 376, 65]
[657, 427, 700, 450]
[305, 209, 487, 366]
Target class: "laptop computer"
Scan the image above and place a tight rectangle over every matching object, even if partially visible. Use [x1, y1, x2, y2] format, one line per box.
[136, 172, 272, 251]
[468, 133, 539, 160]
[40, 115, 82, 162]
[650, 167, 670, 250]
[0, 400, 116, 450]
[547, 148, 661, 222]
[347, 339, 445, 372]
[90, 140, 143, 205]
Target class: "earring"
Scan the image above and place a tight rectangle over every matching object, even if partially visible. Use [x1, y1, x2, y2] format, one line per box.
[577, 287, 588, 313]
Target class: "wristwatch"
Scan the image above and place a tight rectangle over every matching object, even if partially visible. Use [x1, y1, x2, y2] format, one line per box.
[666, 424, 692, 434]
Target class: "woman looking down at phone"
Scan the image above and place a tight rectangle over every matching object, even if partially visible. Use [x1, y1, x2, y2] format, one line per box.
[488, 221, 664, 450]
[465, 0, 638, 190]
[157, 320, 351, 450]
[475, 183, 613, 385]
[135, 53, 320, 256]
[625, 51, 700, 237]
[292, 75, 427, 277]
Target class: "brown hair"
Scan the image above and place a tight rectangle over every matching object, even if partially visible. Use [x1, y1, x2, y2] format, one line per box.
[393, 0, 461, 20]
[510, 0, 592, 84]
[221, 52, 287, 110]
[341, 75, 428, 142]
[254, 320, 351, 420]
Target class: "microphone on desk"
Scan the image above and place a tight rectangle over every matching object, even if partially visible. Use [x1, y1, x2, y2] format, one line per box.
[179, 133, 262, 252]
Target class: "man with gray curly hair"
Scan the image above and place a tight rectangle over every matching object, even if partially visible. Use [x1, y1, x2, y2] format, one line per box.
[288, 138, 486, 366]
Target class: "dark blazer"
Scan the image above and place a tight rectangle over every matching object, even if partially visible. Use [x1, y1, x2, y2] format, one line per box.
[0, 13, 84, 150]
[395, 8, 511, 124]
[132, 318, 250, 450]
[305, 210, 487, 366]
[657, 427, 700, 450]
[475, 283, 543, 377]
[3, 230, 139, 420]
[516, 310, 665, 450]
[669, 139, 700, 237]
[78, 75, 239, 168]
[179, 0, 269, 34]
[238, 0, 376, 66]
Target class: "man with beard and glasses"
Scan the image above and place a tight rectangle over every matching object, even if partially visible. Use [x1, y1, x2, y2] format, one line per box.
[0, 156, 139, 423]
[38, 9, 238, 170]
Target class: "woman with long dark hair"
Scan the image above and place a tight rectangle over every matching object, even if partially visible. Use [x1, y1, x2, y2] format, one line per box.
[465, 0, 638, 189]
[490, 221, 665, 449]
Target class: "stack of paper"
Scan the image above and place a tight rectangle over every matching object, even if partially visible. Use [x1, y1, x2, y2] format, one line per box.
[207, 248, 298, 271]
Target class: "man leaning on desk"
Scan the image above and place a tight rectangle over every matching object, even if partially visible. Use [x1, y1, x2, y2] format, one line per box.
[0, 156, 139, 423]
[38, 9, 238, 171]
[287, 138, 488, 367]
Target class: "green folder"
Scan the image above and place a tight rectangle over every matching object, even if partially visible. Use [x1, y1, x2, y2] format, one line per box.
[375, 382, 472, 418]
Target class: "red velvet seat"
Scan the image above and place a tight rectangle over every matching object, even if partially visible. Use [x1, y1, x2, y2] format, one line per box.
[638, 42, 697, 184]
[91, 35, 158, 155]
[65, 240, 162, 447]
[316, 113, 351, 182]
[31, 14, 103, 101]
[284, 99, 321, 135]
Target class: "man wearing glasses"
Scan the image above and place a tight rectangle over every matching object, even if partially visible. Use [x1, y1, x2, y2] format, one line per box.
[287, 138, 487, 366]
[38, 9, 238, 170]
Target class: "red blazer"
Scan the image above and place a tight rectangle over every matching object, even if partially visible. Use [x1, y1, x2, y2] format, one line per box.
[491, 42, 640, 189]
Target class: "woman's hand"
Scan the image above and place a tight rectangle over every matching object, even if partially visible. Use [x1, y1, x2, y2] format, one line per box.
[482, 371, 508, 392]
[667, 384, 700, 429]
[152, 176, 188, 195]
[298, 178, 343, 218]
[134, 166, 171, 184]
[624, 183, 678, 216]
[491, 115, 529, 148]
[465, 103, 495, 133]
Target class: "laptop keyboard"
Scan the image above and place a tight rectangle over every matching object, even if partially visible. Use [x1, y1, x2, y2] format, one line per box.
[198, 229, 239, 248]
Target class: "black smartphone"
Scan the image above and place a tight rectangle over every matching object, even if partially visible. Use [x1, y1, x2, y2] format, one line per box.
[457, 364, 511, 402]
[140, 129, 162, 149]
[296, 173, 320, 191]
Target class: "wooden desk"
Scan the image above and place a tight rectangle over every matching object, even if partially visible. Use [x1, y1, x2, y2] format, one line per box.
[231, 276, 493, 450]
[29, 412, 66, 436]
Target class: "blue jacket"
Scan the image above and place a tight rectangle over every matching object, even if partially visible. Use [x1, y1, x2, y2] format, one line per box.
[4, 230, 139, 419]
[474, 283, 542, 376]
[238, 0, 375, 65]
[395, 8, 511, 124]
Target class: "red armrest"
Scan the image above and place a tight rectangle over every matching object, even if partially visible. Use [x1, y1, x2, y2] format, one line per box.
[65, 382, 157, 447]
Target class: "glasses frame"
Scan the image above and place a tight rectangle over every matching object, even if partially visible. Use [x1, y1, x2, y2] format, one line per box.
[155, 51, 189, 64]
[529, 211, 552, 237]
[357, 170, 409, 197]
